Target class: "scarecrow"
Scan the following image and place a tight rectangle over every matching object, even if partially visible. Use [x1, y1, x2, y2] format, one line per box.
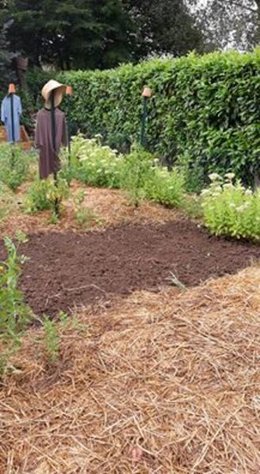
[35, 80, 67, 179]
[1, 84, 22, 143]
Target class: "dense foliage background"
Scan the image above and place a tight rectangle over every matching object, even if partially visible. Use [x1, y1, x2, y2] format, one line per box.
[58, 50, 260, 184]
[1, 1, 259, 73]
[0, 0, 205, 71]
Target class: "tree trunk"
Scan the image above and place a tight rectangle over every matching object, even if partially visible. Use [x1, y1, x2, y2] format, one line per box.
[15, 56, 28, 90]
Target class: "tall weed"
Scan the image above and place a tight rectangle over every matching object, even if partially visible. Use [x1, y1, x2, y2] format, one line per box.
[120, 148, 154, 206]
[0, 234, 31, 375]
[0, 144, 31, 191]
[0, 234, 31, 337]
[42, 317, 60, 363]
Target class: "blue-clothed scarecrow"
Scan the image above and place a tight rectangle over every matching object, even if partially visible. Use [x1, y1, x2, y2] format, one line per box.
[1, 93, 22, 142]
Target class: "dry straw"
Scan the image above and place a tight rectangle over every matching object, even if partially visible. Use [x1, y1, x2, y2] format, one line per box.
[0, 267, 259, 473]
[0, 185, 179, 237]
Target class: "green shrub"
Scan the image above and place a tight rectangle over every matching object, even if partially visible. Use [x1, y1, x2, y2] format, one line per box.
[201, 173, 260, 241]
[24, 179, 52, 212]
[182, 195, 203, 219]
[70, 134, 123, 188]
[24, 176, 70, 216]
[0, 144, 31, 191]
[70, 136, 187, 209]
[26, 68, 54, 109]
[58, 152, 75, 186]
[145, 167, 186, 208]
[120, 147, 185, 208]
[75, 207, 100, 228]
[178, 154, 205, 193]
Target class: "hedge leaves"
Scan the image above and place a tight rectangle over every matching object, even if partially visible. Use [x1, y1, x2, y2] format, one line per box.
[60, 49, 260, 184]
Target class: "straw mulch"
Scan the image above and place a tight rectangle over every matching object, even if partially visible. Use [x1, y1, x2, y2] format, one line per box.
[0, 267, 259, 473]
[0, 184, 180, 236]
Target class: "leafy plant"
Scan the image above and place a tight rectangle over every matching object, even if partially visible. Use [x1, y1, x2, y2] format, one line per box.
[0, 234, 30, 337]
[0, 144, 31, 191]
[0, 234, 31, 375]
[201, 173, 260, 241]
[42, 317, 60, 363]
[58, 161, 74, 186]
[24, 176, 70, 217]
[0, 19, 15, 92]
[70, 134, 123, 188]
[182, 194, 203, 219]
[144, 167, 186, 208]
[73, 190, 100, 228]
[69, 136, 187, 209]
[58, 311, 86, 333]
[120, 147, 155, 206]
[178, 153, 205, 193]
[42, 311, 89, 364]
[24, 179, 51, 212]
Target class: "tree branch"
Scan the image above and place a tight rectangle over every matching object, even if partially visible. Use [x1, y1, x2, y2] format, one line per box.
[228, 0, 258, 14]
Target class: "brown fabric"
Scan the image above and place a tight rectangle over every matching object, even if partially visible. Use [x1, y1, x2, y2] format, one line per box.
[35, 108, 67, 179]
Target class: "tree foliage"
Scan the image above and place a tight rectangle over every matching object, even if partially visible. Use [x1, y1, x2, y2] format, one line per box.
[1, 0, 208, 69]
[0, 16, 15, 90]
[3, 0, 135, 69]
[123, 0, 206, 58]
[2, 0, 258, 71]
[187, 0, 260, 50]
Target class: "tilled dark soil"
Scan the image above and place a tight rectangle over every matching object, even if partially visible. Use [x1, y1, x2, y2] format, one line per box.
[0, 220, 259, 316]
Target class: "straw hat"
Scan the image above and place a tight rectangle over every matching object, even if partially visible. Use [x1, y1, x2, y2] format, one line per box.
[41, 79, 66, 109]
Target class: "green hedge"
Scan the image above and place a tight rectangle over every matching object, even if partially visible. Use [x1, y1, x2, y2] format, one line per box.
[59, 50, 260, 184]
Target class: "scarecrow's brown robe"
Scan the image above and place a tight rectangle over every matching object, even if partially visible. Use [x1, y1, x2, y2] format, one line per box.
[35, 108, 67, 179]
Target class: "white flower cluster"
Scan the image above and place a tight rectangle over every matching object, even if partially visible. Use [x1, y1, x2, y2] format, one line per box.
[200, 172, 260, 240]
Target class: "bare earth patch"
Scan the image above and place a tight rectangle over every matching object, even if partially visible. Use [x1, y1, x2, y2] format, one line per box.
[0, 219, 259, 316]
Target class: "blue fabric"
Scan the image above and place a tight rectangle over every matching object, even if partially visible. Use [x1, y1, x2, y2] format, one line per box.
[1, 94, 22, 142]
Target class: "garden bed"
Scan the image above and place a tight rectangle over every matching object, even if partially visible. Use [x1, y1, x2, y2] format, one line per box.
[0, 218, 259, 316]
[0, 185, 259, 473]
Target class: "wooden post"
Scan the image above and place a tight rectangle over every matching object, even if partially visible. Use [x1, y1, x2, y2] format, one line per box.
[140, 86, 152, 148]
[66, 85, 73, 162]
